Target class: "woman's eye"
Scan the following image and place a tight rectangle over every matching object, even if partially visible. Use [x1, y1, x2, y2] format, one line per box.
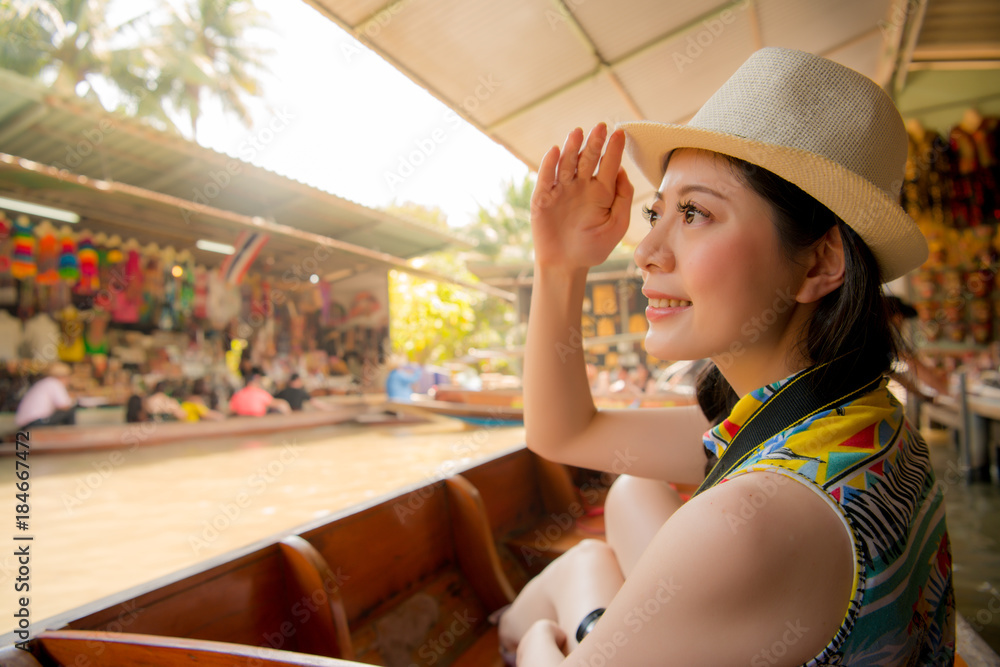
[641, 205, 660, 228]
[677, 201, 708, 225]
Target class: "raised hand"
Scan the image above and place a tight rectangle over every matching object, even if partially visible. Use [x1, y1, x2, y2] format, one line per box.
[530, 123, 634, 270]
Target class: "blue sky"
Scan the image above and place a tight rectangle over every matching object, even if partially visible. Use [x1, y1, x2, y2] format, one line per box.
[193, 0, 530, 227]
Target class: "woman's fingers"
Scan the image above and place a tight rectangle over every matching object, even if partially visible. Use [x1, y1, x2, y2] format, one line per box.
[576, 123, 607, 180]
[610, 167, 635, 229]
[595, 128, 626, 191]
[557, 127, 585, 183]
[534, 144, 561, 200]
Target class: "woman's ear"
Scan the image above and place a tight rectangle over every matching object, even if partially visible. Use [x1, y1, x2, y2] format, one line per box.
[796, 226, 845, 304]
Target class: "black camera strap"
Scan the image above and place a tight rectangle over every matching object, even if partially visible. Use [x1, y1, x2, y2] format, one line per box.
[692, 354, 883, 498]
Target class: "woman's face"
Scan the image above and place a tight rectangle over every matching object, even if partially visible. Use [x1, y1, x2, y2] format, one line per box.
[633, 149, 809, 390]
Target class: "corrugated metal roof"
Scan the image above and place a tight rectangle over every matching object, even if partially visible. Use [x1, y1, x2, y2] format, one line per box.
[0, 153, 515, 300]
[303, 0, 917, 244]
[0, 68, 472, 268]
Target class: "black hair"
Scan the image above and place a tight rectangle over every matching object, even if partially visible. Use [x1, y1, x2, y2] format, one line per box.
[687, 152, 901, 418]
[885, 295, 918, 320]
[191, 377, 208, 396]
[125, 394, 145, 423]
[695, 362, 740, 478]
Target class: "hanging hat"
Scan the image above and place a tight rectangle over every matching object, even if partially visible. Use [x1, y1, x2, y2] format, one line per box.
[58, 232, 80, 284]
[11, 215, 36, 279]
[619, 47, 927, 283]
[78, 234, 99, 291]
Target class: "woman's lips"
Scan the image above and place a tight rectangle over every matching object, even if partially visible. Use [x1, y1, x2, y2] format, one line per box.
[645, 298, 692, 322]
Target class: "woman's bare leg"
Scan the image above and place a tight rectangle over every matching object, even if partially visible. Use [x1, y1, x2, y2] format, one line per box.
[604, 475, 684, 578]
[498, 476, 683, 657]
[498, 539, 624, 654]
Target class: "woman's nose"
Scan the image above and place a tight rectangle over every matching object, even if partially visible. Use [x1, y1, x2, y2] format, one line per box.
[634, 227, 673, 273]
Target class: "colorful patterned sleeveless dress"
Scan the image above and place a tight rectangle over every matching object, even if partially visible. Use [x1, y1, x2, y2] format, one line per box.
[703, 375, 955, 666]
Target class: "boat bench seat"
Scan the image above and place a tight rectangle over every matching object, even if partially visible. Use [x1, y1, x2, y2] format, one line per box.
[460, 448, 607, 580]
[289, 449, 602, 665]
[49, 533, 354, 659]
[294, 465, 526, 665]
[9, 448, 601, 666]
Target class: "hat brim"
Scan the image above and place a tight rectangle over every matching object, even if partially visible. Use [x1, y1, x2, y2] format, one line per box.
[619, 121, 928, 283]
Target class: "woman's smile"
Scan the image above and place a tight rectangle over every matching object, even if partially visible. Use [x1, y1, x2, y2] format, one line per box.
[644, 294, 692, 322]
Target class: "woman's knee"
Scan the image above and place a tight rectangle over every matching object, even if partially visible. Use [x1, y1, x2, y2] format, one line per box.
[605, 476, 682, 578]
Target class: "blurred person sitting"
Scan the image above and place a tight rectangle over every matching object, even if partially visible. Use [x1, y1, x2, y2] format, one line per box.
[608, 366, 646, 396]
[887, 296, 950, 399]
[15, 363, 76, 429]
[178, 385, 225, 422]
[386, 362, 422, 401]
[275, 373, 329, 411]
[125, 394, 147, 423]
[145, 381, 188, 422]
[591, 368, 611, 396]
[229, 367, 291, 417]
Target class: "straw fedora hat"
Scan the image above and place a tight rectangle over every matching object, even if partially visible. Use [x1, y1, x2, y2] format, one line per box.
[619, 47, 927, 282]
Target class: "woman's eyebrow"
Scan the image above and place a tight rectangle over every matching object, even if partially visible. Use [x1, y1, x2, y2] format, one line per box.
[679, 184, 729, 200]
[655, 185, 730, 200]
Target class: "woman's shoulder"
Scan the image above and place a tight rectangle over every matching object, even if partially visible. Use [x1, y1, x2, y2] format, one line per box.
[620, 471, 855, 663]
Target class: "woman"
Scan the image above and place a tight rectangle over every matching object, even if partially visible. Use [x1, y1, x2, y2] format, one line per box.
[502, 48, 953, 666]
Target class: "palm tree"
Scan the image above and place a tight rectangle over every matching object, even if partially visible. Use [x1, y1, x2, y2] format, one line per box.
[0, 0, 156, 101]
[465, 175, 536, 263]
[0, 0, 270, 137]
[158, 0, 271, 136]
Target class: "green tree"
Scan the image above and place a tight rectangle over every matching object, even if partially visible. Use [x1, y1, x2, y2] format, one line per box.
[0, 0, 269, 136]
[463, 175, 535, 263]
[156, 0, 270, 135]
[386, 201, 519, 367]
[384, 202, 450, 230]
[0, 0, 155, 99]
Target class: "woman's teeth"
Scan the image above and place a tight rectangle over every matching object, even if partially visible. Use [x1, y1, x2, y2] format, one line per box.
[649, 298, 692, 308]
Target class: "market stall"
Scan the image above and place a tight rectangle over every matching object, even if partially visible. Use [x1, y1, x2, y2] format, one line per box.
[0, 68, 498, 425]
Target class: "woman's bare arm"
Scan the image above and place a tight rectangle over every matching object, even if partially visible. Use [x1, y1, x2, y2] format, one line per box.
[517, 472, 855, 666]
[524, 124, 709, 483]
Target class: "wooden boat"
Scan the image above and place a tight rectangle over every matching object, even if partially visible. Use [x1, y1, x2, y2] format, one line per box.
[3, 445, 996, 666]
[1, 446, 604, 666]
[393, 385, 700, 426]
[0, 397, 406, 455]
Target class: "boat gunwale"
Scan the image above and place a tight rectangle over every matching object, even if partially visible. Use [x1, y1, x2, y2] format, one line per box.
[0, 442, 527, 646]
